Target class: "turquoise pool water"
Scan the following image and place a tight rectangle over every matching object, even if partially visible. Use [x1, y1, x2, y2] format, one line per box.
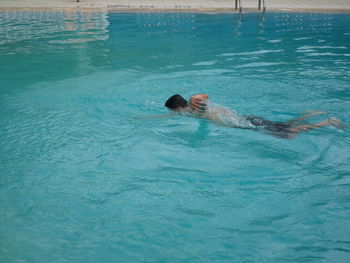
[0, 11, 350, 262]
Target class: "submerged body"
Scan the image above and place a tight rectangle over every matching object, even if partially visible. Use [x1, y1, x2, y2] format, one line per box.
[245, 116, 293, 138]
[187, 100, 299, 138]
[164, 94, 342, 139]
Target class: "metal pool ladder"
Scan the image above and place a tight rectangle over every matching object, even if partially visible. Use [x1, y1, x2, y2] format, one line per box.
[235, 0, 242, 12]
[258, 0, 266, 12]
[236, 0, 266, 12]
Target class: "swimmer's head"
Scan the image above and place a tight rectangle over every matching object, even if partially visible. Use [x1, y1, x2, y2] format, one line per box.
[164, 94, 188, 111]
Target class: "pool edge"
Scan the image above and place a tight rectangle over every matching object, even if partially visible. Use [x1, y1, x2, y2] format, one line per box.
[0, 7, 350, 14]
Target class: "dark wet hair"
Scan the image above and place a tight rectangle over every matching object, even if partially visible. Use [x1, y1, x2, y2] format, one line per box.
[164, 94, 188, 109]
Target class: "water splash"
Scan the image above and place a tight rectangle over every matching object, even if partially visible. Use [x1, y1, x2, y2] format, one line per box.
[204, 101, 255, 128]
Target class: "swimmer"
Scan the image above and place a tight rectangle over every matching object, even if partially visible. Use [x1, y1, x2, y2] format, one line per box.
[164, 94, 343, 139]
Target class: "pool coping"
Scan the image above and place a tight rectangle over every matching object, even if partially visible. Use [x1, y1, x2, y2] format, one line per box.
[0, 7, 350, 14]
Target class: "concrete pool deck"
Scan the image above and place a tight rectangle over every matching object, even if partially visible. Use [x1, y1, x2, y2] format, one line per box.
[0, 0, 350, 12]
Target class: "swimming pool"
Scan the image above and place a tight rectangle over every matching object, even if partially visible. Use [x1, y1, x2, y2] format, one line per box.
[0, 11, 349, 262]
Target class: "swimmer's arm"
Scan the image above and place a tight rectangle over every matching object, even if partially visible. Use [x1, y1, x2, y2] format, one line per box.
[189, 94, 209, 113]
[193, 102, 207, 116]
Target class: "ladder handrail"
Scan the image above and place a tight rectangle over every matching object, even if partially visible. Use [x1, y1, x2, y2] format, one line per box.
[236, 0, 265, 13]
[258, 0, 266, 12]
[235, 0, 242, 13]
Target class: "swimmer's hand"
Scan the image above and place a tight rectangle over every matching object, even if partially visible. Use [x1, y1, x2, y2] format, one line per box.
[189, 94, 209, 114]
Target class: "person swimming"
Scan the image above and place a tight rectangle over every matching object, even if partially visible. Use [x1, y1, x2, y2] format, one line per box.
[164, 94, 342, 139]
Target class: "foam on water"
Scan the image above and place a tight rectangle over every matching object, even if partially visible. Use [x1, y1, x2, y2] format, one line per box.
[203, 101, 255, 128]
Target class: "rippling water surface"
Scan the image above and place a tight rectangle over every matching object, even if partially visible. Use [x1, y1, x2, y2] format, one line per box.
[0, 11, 350, 263]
